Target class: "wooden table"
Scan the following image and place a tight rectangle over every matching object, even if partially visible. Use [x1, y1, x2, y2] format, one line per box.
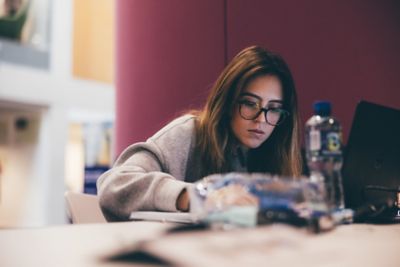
[0, 222, 399, 267]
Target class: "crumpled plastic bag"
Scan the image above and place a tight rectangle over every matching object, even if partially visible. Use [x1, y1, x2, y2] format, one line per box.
[189, 173, 334, 232]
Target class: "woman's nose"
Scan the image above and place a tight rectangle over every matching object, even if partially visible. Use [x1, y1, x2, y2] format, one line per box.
[254, 110, 267, 123]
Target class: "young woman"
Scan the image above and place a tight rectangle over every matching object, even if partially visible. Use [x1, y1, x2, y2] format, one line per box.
[97, 46, 302, 221]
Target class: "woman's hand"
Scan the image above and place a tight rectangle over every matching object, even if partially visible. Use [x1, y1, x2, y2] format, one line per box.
[176, 188, 190, 212]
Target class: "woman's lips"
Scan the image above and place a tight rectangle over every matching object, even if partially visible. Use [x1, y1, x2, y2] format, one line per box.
[248, 129, 265, 135]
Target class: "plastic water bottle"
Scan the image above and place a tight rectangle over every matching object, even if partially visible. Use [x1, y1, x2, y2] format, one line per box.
[305, 101, 345, 211]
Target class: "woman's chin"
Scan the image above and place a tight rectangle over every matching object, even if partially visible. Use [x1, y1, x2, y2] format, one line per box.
[241, 139, 264, 149]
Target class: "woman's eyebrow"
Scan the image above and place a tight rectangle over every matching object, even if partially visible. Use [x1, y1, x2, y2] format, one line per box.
[241, 93, 283, 104]
[268, 99, 283, 104]
[240, 92, 262, 101]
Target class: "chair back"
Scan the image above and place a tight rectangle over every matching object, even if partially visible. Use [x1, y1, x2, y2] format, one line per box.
[65, 191, 106, 224]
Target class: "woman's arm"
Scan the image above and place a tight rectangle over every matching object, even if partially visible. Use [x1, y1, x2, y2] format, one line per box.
[97, 144, 190, 221]
[97, 115, 196, 221]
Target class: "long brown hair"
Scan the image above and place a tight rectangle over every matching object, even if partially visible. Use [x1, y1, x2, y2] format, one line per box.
[195, 46, 302, 177]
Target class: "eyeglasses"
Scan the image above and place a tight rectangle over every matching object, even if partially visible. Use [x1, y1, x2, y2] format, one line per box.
[237, 100, 290, 126]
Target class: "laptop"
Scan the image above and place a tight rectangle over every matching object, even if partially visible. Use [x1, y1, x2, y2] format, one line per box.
[342, 100, 400, 222]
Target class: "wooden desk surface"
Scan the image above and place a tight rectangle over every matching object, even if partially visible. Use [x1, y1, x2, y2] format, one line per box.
[0, 222, 399, 267]
[0, 221, 170, 267]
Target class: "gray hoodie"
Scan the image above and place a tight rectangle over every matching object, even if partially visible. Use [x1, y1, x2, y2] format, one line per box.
[97, 114, 247, 221]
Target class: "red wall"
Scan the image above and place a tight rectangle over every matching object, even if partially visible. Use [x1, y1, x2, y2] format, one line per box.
[227, 0, 400, 142]
[115, 0, 225, 154]
[116, 0, 400, 155]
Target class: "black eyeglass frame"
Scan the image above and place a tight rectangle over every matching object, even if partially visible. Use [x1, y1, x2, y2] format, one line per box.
[237, 100, 290, 126]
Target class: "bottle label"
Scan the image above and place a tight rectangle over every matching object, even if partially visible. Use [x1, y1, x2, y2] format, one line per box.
[309, 130, 342, 156]
[322, 131, 342, 156]
[326, 132, 341, 152]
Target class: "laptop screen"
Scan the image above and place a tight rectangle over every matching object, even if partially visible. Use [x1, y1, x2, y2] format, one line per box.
[342, 101, 400, 210]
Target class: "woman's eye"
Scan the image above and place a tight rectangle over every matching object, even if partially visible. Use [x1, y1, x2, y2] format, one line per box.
[242, 100, 258, 108]
[269, 108, 283, 114]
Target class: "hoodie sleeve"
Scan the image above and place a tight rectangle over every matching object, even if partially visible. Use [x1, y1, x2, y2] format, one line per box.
[97, 115, 195, 221]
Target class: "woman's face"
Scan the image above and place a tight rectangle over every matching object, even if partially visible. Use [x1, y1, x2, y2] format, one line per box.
[230, 75, 284, 149]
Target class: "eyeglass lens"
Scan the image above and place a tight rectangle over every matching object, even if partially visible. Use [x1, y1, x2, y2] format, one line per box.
[239, 102, 287, 125]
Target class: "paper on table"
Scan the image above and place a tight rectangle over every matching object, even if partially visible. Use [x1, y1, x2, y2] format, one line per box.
[129, 211, 199, 224]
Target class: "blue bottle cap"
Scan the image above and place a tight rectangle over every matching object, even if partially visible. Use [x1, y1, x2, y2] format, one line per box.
[313, 101, 331, 116]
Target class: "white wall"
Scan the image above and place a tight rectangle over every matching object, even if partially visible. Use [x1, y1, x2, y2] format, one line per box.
[0, 0, 115, 227]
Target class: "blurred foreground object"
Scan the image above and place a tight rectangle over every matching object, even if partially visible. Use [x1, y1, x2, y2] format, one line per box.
[190, 173, 335, 232]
